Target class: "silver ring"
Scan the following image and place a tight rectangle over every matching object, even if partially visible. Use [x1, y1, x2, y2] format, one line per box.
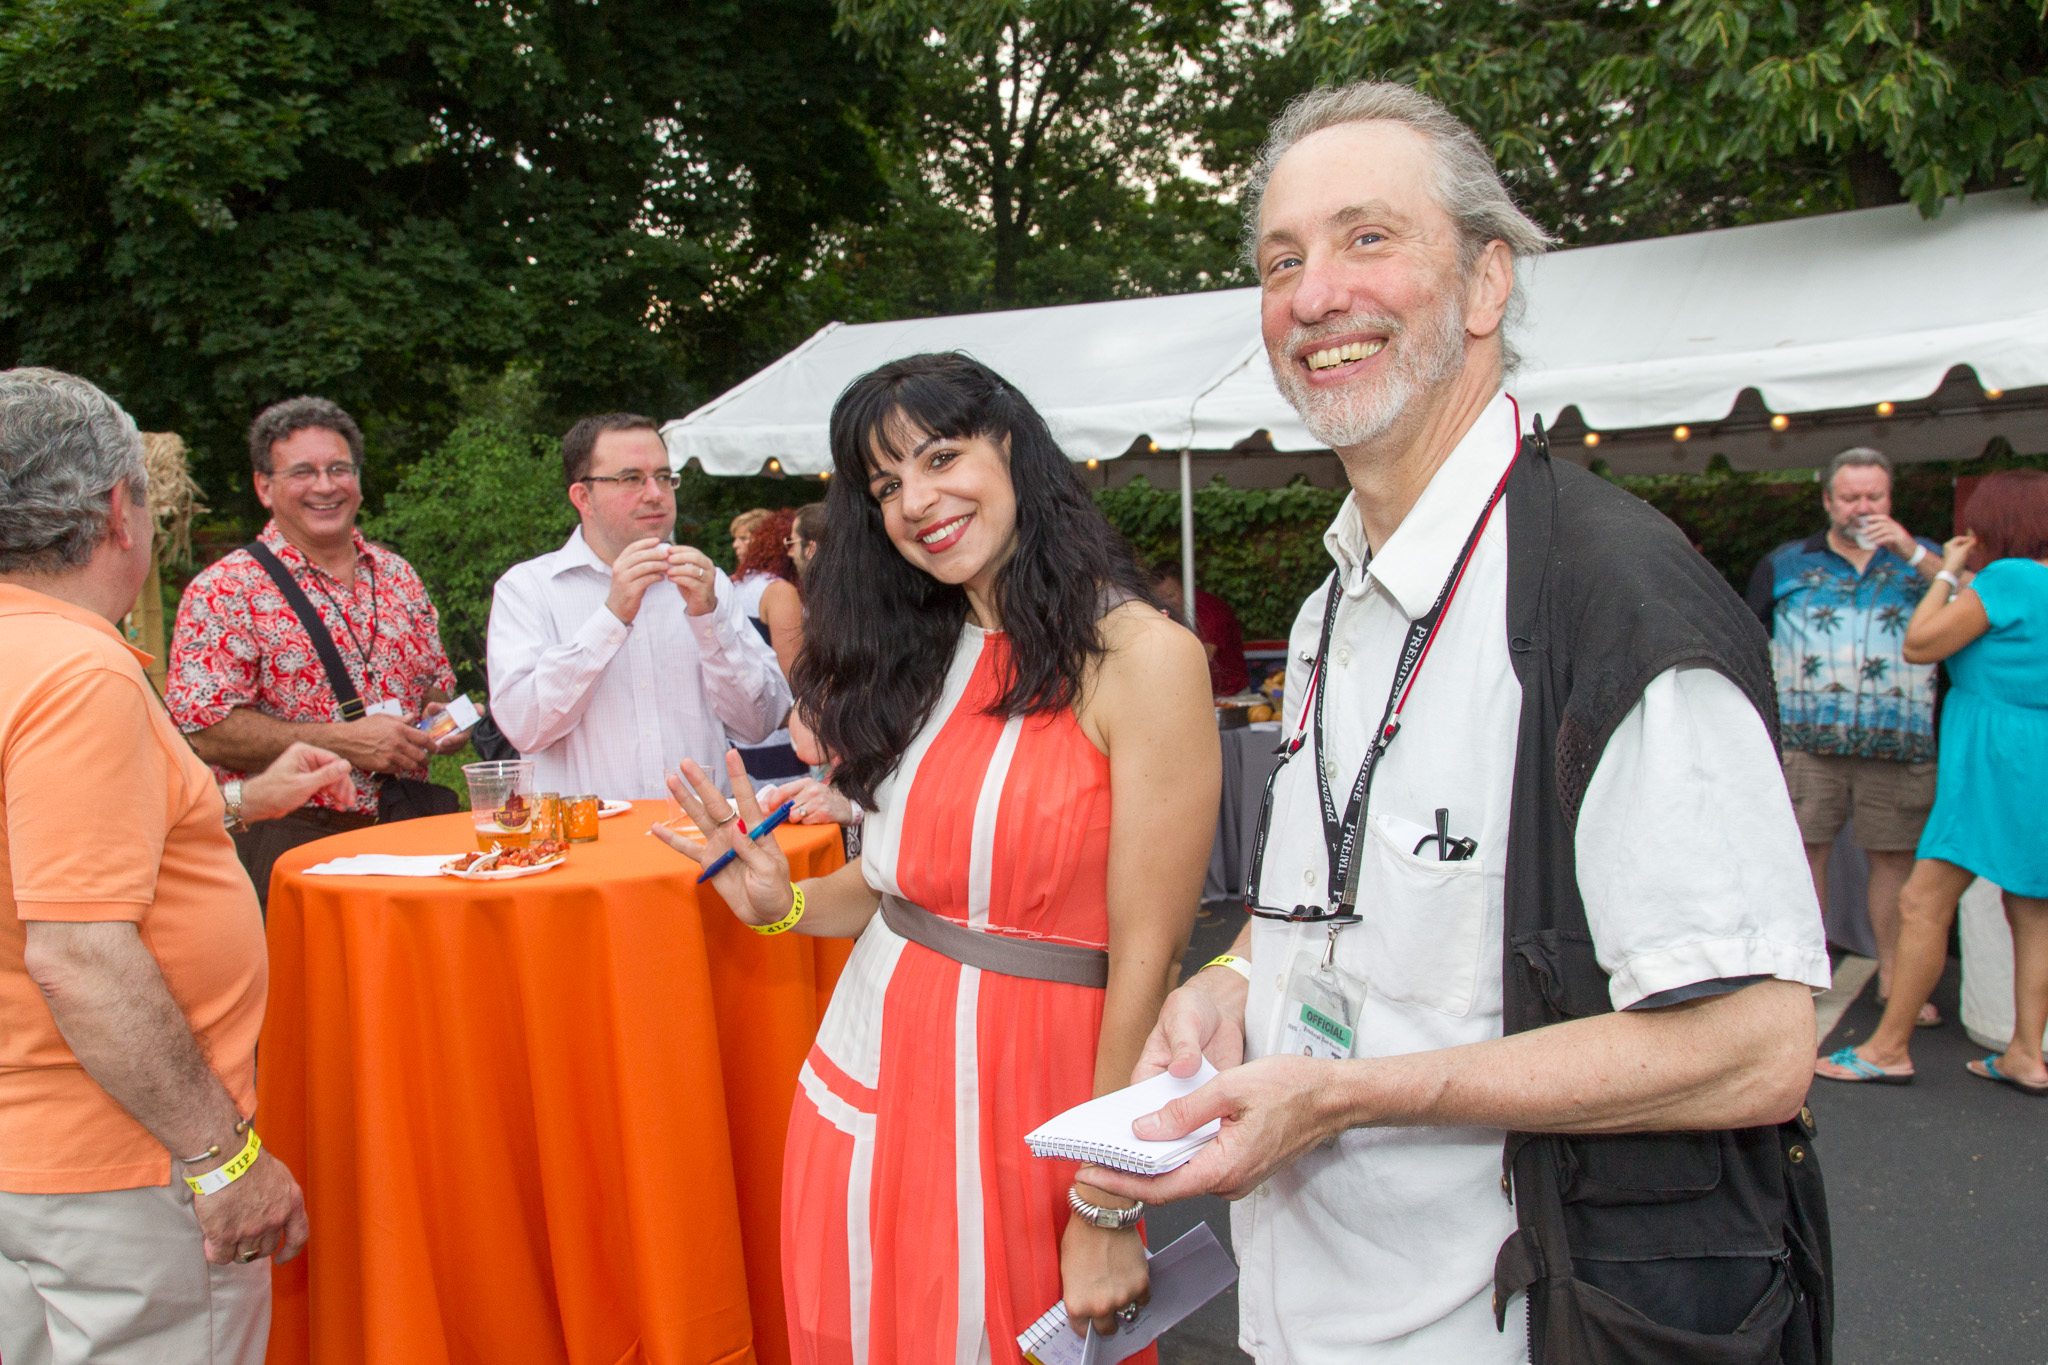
[1117, 1304, 1140, 1324]
[236, 1248, 261, 1264]
[715, 811, 741, 827]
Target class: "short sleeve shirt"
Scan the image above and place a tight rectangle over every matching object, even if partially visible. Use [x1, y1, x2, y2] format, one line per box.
[1234, 394, 1828, 1363]
[1747, 533, 1940, 761]
[1, 586, 267, 1193]
[166, 522, 456, 812]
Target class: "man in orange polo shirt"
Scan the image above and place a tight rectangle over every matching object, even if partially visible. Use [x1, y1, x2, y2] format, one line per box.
[0, 368, 309, 1363]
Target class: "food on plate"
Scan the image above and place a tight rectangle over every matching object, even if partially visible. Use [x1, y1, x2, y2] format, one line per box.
[495, 838, 567, 868]
[444, 851, 492, 873]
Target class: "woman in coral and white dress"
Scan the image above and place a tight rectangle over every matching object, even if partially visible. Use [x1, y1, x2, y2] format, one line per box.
[657, 353, 1218, 1363]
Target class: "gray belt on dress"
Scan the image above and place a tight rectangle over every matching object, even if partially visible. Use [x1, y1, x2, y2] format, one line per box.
[879, 895, 1108, 989]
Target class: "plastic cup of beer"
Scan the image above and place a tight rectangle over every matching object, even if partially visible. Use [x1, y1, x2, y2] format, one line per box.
[463, 759, 537, 850]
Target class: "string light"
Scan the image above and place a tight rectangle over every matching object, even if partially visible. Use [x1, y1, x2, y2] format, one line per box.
[1985, 388, 2004, 400]
[1770, 414, 1790, 432]
[819, 471, 831, 481]
[1085, 458, 1100, 469]
[1875, 401, 1895, 418]
[767, 458, 781, 473]
[1146, 439, 1160, 453]
[1672, 425, 1691, 442]
[1582, 432, 1601, 448]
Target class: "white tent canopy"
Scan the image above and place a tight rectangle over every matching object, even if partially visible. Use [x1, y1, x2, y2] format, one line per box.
[666, 188, 2048, 481]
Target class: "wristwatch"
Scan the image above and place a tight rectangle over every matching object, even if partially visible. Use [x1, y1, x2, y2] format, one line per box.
[222, 779, 249, 833]
[1068, 1185, 1146, 1230]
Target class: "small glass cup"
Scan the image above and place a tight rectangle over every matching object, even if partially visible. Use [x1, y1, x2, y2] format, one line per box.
[567, 794, 601, 843]
[533, 793, 564, 842]
[463, 759, 536, 850]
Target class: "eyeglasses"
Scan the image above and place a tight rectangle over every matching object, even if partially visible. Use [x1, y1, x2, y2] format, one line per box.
[268, 463, 360, 487]
[581, 470, 681, 491]
[783, 536, 804, 550]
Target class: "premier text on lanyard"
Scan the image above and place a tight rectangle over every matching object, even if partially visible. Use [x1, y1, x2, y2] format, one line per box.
[1242, 428, 1522, 929]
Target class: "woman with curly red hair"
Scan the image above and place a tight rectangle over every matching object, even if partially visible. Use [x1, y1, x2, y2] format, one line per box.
[729, 506, 807, 780]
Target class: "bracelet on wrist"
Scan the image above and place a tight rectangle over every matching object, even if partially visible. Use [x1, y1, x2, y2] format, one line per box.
[221, 779, 249, 833]
[753, 883, 806, 936]
[184, 1126, 262, 1197]
[1935, 569, 1962, 593]
[1908, 544, 1928, 568]
[1068, 1184, 1145, 1231]
[1203, 953, 1253, 983]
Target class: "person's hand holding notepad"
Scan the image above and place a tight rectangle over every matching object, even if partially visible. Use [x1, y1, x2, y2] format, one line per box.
[1025, 1062, 1222, 1175]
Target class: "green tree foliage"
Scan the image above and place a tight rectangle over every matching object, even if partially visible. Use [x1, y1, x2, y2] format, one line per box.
[364, 417, 572, 693]
[0, 0, 891, 512]
[1296, 0, 2048, 244]
[820, 0, 1288, 313]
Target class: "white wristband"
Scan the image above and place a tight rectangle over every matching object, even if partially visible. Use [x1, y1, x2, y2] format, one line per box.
[1935, 570, 1962, 592]
[1908, 544, 1928, 568]
[1203, 953, 1253, 983]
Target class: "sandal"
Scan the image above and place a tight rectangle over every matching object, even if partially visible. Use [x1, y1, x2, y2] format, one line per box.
[1815, 1046, 1914, 1085]
[1915, 1003, 1943, 1029]
[1965, 1056, 2048, 1097]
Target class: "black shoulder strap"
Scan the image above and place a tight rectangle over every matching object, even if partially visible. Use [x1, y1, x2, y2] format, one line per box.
[244, 541, 366, 721]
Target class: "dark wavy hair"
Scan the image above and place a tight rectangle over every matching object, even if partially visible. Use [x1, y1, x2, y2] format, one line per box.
[794, 353, 1150, 806]
[735, 506, 797, 583]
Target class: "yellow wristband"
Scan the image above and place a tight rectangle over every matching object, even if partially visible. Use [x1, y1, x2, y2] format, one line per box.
[184, 1127, 261, 1197]
[1203, 953, 1253, 983]
[753, 883, 806, 936]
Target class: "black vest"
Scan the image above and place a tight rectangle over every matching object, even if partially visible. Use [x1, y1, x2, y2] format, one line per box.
[1489, 435, 1833, 1363]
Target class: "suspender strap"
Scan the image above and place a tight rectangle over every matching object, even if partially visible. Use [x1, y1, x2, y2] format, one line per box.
[244, 541, 367, 722]
[880, 895, 1109, 988]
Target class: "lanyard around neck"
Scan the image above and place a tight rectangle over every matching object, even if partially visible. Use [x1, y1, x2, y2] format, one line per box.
[1243, 422, 1521, 923]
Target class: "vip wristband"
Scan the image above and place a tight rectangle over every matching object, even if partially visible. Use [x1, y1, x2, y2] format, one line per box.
[753, 884, 806, 936]
[184, 1127, 262, 1196]
[1203, 953, 1253, 983]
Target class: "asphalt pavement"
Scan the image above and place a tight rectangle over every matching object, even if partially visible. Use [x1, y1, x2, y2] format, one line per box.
[1149, 917, 2048, 1364]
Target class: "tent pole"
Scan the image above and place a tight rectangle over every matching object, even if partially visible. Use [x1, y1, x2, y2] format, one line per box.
[1178, 448, 1197, 630]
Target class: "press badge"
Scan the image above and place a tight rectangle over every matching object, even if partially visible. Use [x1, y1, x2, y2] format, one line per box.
[1280, 937, 1364, 1061]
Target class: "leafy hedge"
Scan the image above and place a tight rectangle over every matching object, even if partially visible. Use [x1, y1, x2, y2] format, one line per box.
[1094, 446, 2043, 641]
[323, 419, 2046, 685]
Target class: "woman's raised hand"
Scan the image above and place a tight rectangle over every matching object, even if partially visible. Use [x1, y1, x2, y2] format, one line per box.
[652, 751, 795, 926]
[1941, 532, 1977, 573]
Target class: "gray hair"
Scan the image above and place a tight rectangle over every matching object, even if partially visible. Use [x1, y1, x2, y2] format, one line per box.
[0, 367, 148, 574]
[1242, 82, 1555, 370]
[1821, 446, 1892, 491]
[248, 395, 363, 475]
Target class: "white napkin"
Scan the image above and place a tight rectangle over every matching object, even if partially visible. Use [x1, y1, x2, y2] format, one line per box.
[301, 854, 460, 877]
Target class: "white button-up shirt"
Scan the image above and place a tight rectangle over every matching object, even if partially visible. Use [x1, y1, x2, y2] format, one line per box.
[486, 529, 791, 799]
[1232, 392, 1829, 1364]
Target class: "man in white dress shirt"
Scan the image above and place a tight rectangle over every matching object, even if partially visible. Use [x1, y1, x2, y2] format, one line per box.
[486, 413, 790, 799]
[1083, 84, 1831, 1363]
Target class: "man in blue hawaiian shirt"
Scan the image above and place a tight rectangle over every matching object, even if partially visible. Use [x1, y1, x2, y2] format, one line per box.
[1748, 446, 1943, 1016]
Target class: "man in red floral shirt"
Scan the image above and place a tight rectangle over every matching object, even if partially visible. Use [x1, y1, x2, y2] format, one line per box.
[168, 397, 464, 905]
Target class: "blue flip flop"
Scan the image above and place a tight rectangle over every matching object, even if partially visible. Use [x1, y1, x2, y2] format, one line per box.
[1816, 1046, 1914, 1085]
[1967, 1056, 2048, 1097]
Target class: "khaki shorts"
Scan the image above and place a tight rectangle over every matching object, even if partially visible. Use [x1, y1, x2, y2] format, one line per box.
[1782, 749, 1938, 851]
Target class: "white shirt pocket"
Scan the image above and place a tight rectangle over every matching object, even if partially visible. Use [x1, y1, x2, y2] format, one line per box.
[1359, 810, 1499, 1017]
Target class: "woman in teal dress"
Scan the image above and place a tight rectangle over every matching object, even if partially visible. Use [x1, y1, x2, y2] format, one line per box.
[1818, 469, 2048, 1093]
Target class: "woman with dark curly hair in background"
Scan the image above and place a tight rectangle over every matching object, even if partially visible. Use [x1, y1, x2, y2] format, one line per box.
[654, 352, 1218, 1361]
[1819, 469, 2048, 1093]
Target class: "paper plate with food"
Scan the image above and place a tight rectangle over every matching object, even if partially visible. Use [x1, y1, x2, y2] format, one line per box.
[597, 799, 633, 819]
[440, 839, 570, 880]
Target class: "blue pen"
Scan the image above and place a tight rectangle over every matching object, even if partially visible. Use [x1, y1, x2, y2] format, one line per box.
[696, 800, 795, 883]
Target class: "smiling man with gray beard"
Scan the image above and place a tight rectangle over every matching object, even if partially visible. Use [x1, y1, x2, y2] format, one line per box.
[1083, 82, 1835, 1364]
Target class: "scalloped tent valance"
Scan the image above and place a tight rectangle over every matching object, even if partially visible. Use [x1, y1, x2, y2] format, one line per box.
[665, 188, 2047, 480]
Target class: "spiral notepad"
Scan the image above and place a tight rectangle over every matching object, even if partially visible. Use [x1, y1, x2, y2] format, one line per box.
[1024, 1061, 1221, 1175]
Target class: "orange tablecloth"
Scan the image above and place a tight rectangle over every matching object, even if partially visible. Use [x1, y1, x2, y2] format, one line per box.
[258, 804, 850, 1365]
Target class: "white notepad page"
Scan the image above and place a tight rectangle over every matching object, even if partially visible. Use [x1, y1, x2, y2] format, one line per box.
[1024, 1060, 1221, 1175]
